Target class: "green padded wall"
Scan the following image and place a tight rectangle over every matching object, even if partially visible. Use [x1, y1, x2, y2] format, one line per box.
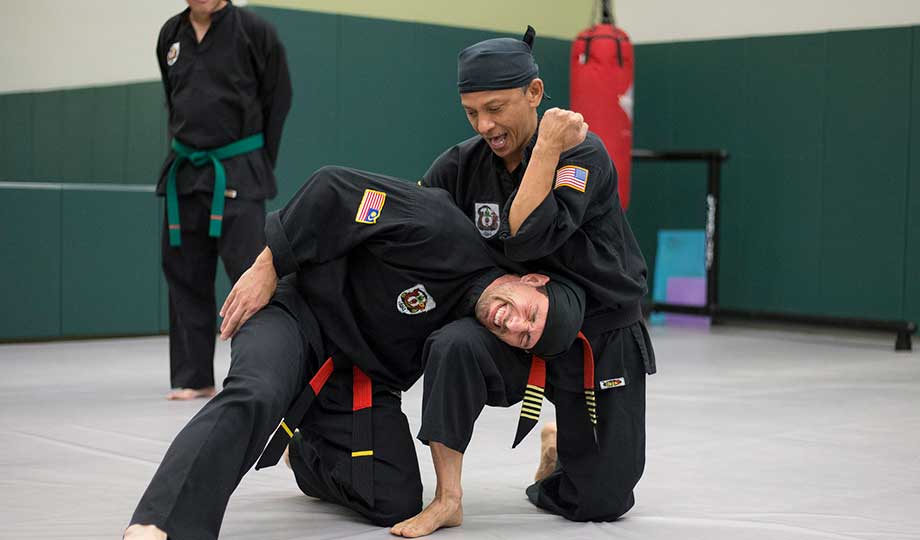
[905, 27, 920, 327]
[820, 28, 911, 320]
[737, 33, 826, 314]
[0, 187, 62, 339]
[126, 82, 169, 185]
[252, 5, 571, 205]
[61, 189, 160, 336]
[629, 26, 918, 326]
[1, 93, 34, 179]
[2, 14, 919, 340]
[264, 9, 340, 207]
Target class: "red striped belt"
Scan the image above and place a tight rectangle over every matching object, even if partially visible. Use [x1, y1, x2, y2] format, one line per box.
[512, 331, 597, 448]
[256, 357, 376, 506]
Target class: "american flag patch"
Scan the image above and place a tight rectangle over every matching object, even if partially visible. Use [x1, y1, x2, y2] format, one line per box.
[554, 165, 589, 192]
[355, 189, 386, 224]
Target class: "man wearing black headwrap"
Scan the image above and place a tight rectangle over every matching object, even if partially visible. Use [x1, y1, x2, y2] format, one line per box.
[393, 26, 656, 537]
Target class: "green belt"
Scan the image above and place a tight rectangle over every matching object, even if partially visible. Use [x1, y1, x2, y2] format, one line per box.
[165, 133, 264, 247]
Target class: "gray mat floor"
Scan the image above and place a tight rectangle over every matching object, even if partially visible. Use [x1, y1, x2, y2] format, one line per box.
[1, 325, 918, 539]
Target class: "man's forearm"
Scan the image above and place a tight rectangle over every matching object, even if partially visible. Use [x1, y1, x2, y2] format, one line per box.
[253, 246, 277, 277]
[508, 143, 560, 235]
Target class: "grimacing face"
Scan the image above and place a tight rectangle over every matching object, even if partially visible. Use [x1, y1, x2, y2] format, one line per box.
[475, 274, 549, 350]
[460, 80, 543, 167]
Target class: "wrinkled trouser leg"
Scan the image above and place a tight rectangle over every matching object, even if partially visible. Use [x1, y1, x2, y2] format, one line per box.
[130, 305, 312, 540]
[416, 317, 529, 453]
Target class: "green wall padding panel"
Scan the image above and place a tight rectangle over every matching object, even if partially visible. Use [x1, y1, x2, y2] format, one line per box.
[253, 5, 572, 206]
[126, 82, 168, 185]
[0, 188, 62, 339]
[61, 190, 160, 336]
[904, 27, 920, 326]
[337, 16, 428, 176]
[819, 28, 911, 319]
[732, 34, 827, 313]
[262, 9, 341, 208]
[29, 87, 99, 182]
[31, 90, 66, 180]
[92, 86, 129, 182]
[634, 43, 674, 150]
[1, 93, 34, 179]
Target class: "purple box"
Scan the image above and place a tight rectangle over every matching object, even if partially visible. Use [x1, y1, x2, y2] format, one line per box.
[665, 277, 710, 328]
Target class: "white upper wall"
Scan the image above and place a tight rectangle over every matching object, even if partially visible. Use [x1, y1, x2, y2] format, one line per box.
[619, 0, 920, 44]
[0, 0, 188, 94]
[2, 0, 919, 94]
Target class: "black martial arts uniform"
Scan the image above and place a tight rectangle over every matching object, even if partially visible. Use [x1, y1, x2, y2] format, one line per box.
[419, 130, 657, 521]
[156, 1, 292, 390]
[130, 167, 503, 537]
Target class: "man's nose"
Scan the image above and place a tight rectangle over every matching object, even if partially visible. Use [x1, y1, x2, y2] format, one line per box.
[505, 315, 529, 333]
[477, 115, 495, 134]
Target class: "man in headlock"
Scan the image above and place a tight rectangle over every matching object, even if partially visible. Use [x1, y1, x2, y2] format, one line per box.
[124, 165, 586, 540]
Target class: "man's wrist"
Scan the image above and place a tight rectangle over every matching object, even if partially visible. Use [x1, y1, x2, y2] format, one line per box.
[532, 139, 563, 160]
[255, 247, 278, 275]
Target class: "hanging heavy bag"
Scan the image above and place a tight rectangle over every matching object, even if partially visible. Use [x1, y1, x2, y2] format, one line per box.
[570, 0, 634, 209]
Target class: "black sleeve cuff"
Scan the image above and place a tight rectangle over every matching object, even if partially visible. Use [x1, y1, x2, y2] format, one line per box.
[265, 210, 298, 277]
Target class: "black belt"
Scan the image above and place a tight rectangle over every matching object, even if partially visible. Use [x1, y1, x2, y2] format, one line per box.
[581, 301, 643, 336]
[256, 357, 375, 507]
[513, 332, 597, 448]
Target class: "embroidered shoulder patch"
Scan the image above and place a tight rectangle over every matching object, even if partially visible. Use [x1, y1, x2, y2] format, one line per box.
[355, 189, 386, 224]
[554, 165, 589, 192]
[599, 377, 626, 389]
[397, 284, 437, 315]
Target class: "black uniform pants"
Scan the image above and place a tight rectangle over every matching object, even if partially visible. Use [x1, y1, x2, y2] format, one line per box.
[130, 305, 422, 539]
[161, 192, 265, 389]
[417, 317, 653, 522]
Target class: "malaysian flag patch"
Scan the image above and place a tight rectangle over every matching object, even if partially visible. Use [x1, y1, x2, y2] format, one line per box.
[355, 189, 386, 224]
[554, 165, 589, 192]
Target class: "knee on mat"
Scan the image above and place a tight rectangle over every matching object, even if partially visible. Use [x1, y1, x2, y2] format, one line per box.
[573, 477, 636, 521]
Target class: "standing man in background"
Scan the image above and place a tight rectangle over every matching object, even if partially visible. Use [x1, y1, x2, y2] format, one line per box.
[156, 0, 291, 400]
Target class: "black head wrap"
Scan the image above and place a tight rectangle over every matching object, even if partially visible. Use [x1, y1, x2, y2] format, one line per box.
[530, 273, 585, 359]
[458, 25, 540, 93]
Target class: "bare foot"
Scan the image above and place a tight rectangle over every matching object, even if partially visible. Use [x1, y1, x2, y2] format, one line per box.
[283, 444, 292, 469]
[166, 387, 216, 401]
[534, 422, 558, 482]
[390, 496, 462, 538]
[123, 524, 167, 540]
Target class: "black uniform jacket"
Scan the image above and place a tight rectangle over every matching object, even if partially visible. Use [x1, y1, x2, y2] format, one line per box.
[266, 166, 502, 391]
[423, 131, 654, 389]
[422, 131, 647, 320]
[155, 1, 292, 200]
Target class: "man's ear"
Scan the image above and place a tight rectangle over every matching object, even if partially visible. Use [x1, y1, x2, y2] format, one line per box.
[521, 273, 550, 287]
[526, 78, 544, 108]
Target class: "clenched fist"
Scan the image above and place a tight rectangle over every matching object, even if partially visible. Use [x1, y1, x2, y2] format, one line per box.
[536, 108, 588, 155]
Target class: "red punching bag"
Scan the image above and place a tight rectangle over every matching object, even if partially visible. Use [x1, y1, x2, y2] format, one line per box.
[570, 2, 634, 209]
